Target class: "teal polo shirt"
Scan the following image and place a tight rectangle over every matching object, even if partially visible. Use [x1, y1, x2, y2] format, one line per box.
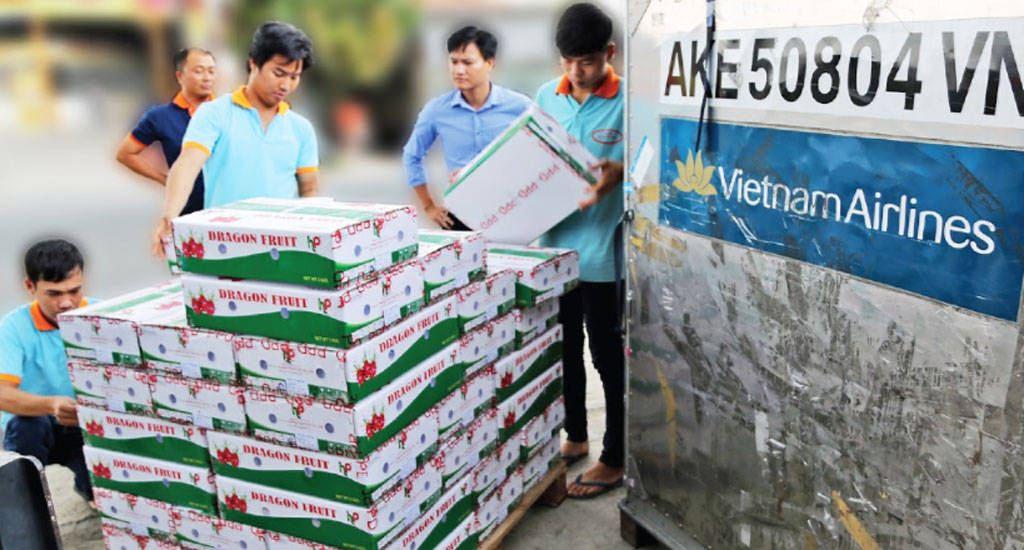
[535, 66, 625, 283]
[0, 301, 90, 429]
[183, 86, 319, 208]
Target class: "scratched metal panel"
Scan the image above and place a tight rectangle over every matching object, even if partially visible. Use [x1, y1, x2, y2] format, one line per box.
[623, 1, 1024, 549]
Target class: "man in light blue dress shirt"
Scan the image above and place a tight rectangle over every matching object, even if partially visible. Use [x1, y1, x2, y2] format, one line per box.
[402, 25, 531, 230]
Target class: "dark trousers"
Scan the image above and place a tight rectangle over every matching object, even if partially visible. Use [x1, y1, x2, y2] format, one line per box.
[560, 282, 625, 468]
[3, 415, 93, 501]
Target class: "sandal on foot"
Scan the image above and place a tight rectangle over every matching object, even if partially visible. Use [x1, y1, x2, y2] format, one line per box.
[567, 473, 623, 499]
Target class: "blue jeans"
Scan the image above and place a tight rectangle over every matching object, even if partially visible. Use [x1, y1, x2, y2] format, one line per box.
[3, 415, 93, 501]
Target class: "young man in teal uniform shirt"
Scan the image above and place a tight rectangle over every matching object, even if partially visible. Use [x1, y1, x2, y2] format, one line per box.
[535, 3, 627, 499]
[0, 240, 94, 505]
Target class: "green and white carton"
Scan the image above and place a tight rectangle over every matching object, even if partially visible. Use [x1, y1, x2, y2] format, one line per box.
[235, 337, 348, 401]
[171, 507, 268, 550]
[433, 514, 479, 550]
[388, 474, 474, 550]
[67, 361, 154, 414]
[265, 532, 341, 550]
[437, 365, 496, 441]
[457, 312, 515, 376]
[476, 468, 523, 542]
[417, 230, 486, 302]
[512, 300, 559, 349]
[207, 408, 438, 506]
[497, 362, 563, 444]
[469, 452, 504, 504]
[150, 372, 248, 433]
[485, 246, 579, 307]
[442, 104, 599, 245]
[93, 487, 177, 540]
[246, 343, 459, 457]
[455, 270, 516, 332]
[84, 447, 217, 514]
[344, 295, 459, 402]
[138, 293, 237, 383]
[493, 324, 563, 402]
[101, 520, 178, 550]
[78, 406, 208, 467]
[215, 474, 415, 550]
[172, 198, 419, 288]
[182, 261, 424, 348]
[439, 406, 499, 489]
[58, 280, 181, 365]
[520, 395, 565, 462]
[522, 435, 560, 493]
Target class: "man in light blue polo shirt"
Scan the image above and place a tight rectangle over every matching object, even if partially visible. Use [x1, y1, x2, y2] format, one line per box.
[153, 22, 319, 257]
[536, 3, 626, 499]
[0, 240, 94, 505]
[402, 25, 531, 229]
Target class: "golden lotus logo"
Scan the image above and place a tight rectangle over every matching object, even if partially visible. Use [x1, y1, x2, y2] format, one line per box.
[673, 150, 717, 196]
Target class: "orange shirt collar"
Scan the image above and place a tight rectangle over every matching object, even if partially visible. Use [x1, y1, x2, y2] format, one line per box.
[231, 86, 290, 114]
[555, 64, 621, 99]
[172, 91, 214, 116]
[30, 299, 87, 332]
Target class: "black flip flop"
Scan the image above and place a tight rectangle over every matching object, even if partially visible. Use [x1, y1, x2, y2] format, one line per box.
[561, 451, 589, 466]
[567, 473, 624, 499]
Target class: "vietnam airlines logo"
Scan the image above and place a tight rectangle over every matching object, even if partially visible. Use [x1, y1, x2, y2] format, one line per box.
[672, 150, 716, 196]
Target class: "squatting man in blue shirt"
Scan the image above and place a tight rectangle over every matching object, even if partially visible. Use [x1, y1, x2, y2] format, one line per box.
[0, 240, 95, 508]
[402, 25, 531, 230]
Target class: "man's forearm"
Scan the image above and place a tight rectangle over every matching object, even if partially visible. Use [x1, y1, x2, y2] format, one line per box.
[0, 386, 57, 417]
[163, 148, 205, 218]
[413, 184, 435, 209]
[298, 173, 318, 197]
[117, 153, 167, 186]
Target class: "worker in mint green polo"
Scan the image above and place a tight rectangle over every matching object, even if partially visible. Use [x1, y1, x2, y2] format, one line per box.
[535, 3, 626, 500]
[152, 21, 319, 258]
[0, 240, 94, 506]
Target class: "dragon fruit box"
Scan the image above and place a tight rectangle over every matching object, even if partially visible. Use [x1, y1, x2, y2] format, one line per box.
[484, 245, 579, 308]
[84, 446, 217, 514]
[171, 198, 419, 288]
[497, 362, 563, 444]
[454, 270, 516, 332]
[137, 291, 237, 383]
[181, 260, 423, 349]
[416, 229, 486, 303]
[78, 406, 208, 467]
[493, 324, 563, 403]
[67, 360, 154, 415]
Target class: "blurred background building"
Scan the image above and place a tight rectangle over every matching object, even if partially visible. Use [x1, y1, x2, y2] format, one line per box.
[0, 0, 622, 313]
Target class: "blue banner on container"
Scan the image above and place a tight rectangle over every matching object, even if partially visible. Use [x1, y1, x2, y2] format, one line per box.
[659, 118, 1024, 322]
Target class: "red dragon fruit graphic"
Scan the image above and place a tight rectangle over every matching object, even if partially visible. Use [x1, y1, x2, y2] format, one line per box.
[452, 240, 463, 260]
[503, 411, 516, 429]
[356, 354, 377, 385]
[92, 462, 112, 479]
[189, 291, 216, 315]
[223, 492, 248, 513]
[372, 216, 384, 238]
[364, 410, 386, 439]
[84, 419, 105, 437]
[180, 235, 206, 259]
[215, 446, 240, 467]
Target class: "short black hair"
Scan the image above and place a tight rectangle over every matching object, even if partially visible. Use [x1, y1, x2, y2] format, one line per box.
[556, 3, 613, 57]
[447, 26, 498, 60]
[24, 240, 84, 284]
[248, 22, 314, 72]
[173, 48, 215, 72]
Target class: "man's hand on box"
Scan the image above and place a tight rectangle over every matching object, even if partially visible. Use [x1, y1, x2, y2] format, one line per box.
[448, 168, 462, 185]
[579, 159, 625, 210]
[426, 204, 456, 229]
[151, 217, 172, 259]
[52, 396, 79, 427]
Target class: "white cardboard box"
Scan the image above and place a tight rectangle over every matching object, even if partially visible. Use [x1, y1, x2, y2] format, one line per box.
[485, 245, 579, 307]
[67, 361, 154, 415]
[417, 230, 487, 302]
[150, 372, 247, 433]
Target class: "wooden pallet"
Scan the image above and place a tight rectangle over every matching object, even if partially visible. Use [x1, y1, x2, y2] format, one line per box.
[478, 461, 568, 550]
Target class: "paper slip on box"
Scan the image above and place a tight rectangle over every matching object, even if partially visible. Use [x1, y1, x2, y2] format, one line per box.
[438, 407, 499, 490]
[78, 406, 208, 467]
[171, 507, 268, 550]
[485, 246, 579, 307]
[207, 410, 438, 506]
[236, 297, 458, 405]
[469, 452, 504, 504]
[417, 230, 486, 302]
[182, 263, 424, 348]
[442, 105, 598, 245]
[476, 468, 524, 543]
[151, 373, 248, 433]
[520, 396, 565, 462]
[59, 280, 181, 365]
[85, 447, 217, 514]
[431, 514, 479, 550]
[172, 198, 419, 288]
[101, 520, 179, 550]
[522, 436, 560, 493]
[497, 362, 563, 444]
[437, 366, 495, 440]
[68, 361, 155, 414]
[93, 487, 177, 540]
[457, 313, 514, 377]
[138, 294, 237, 383]
[246, 343, 461, 457]
[493, 324, 562, 403]
[387, 474, 474, 550]
[455, 270, 516, 332]
[215, 473, 417, 550]
[513, 300, 559, 349]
